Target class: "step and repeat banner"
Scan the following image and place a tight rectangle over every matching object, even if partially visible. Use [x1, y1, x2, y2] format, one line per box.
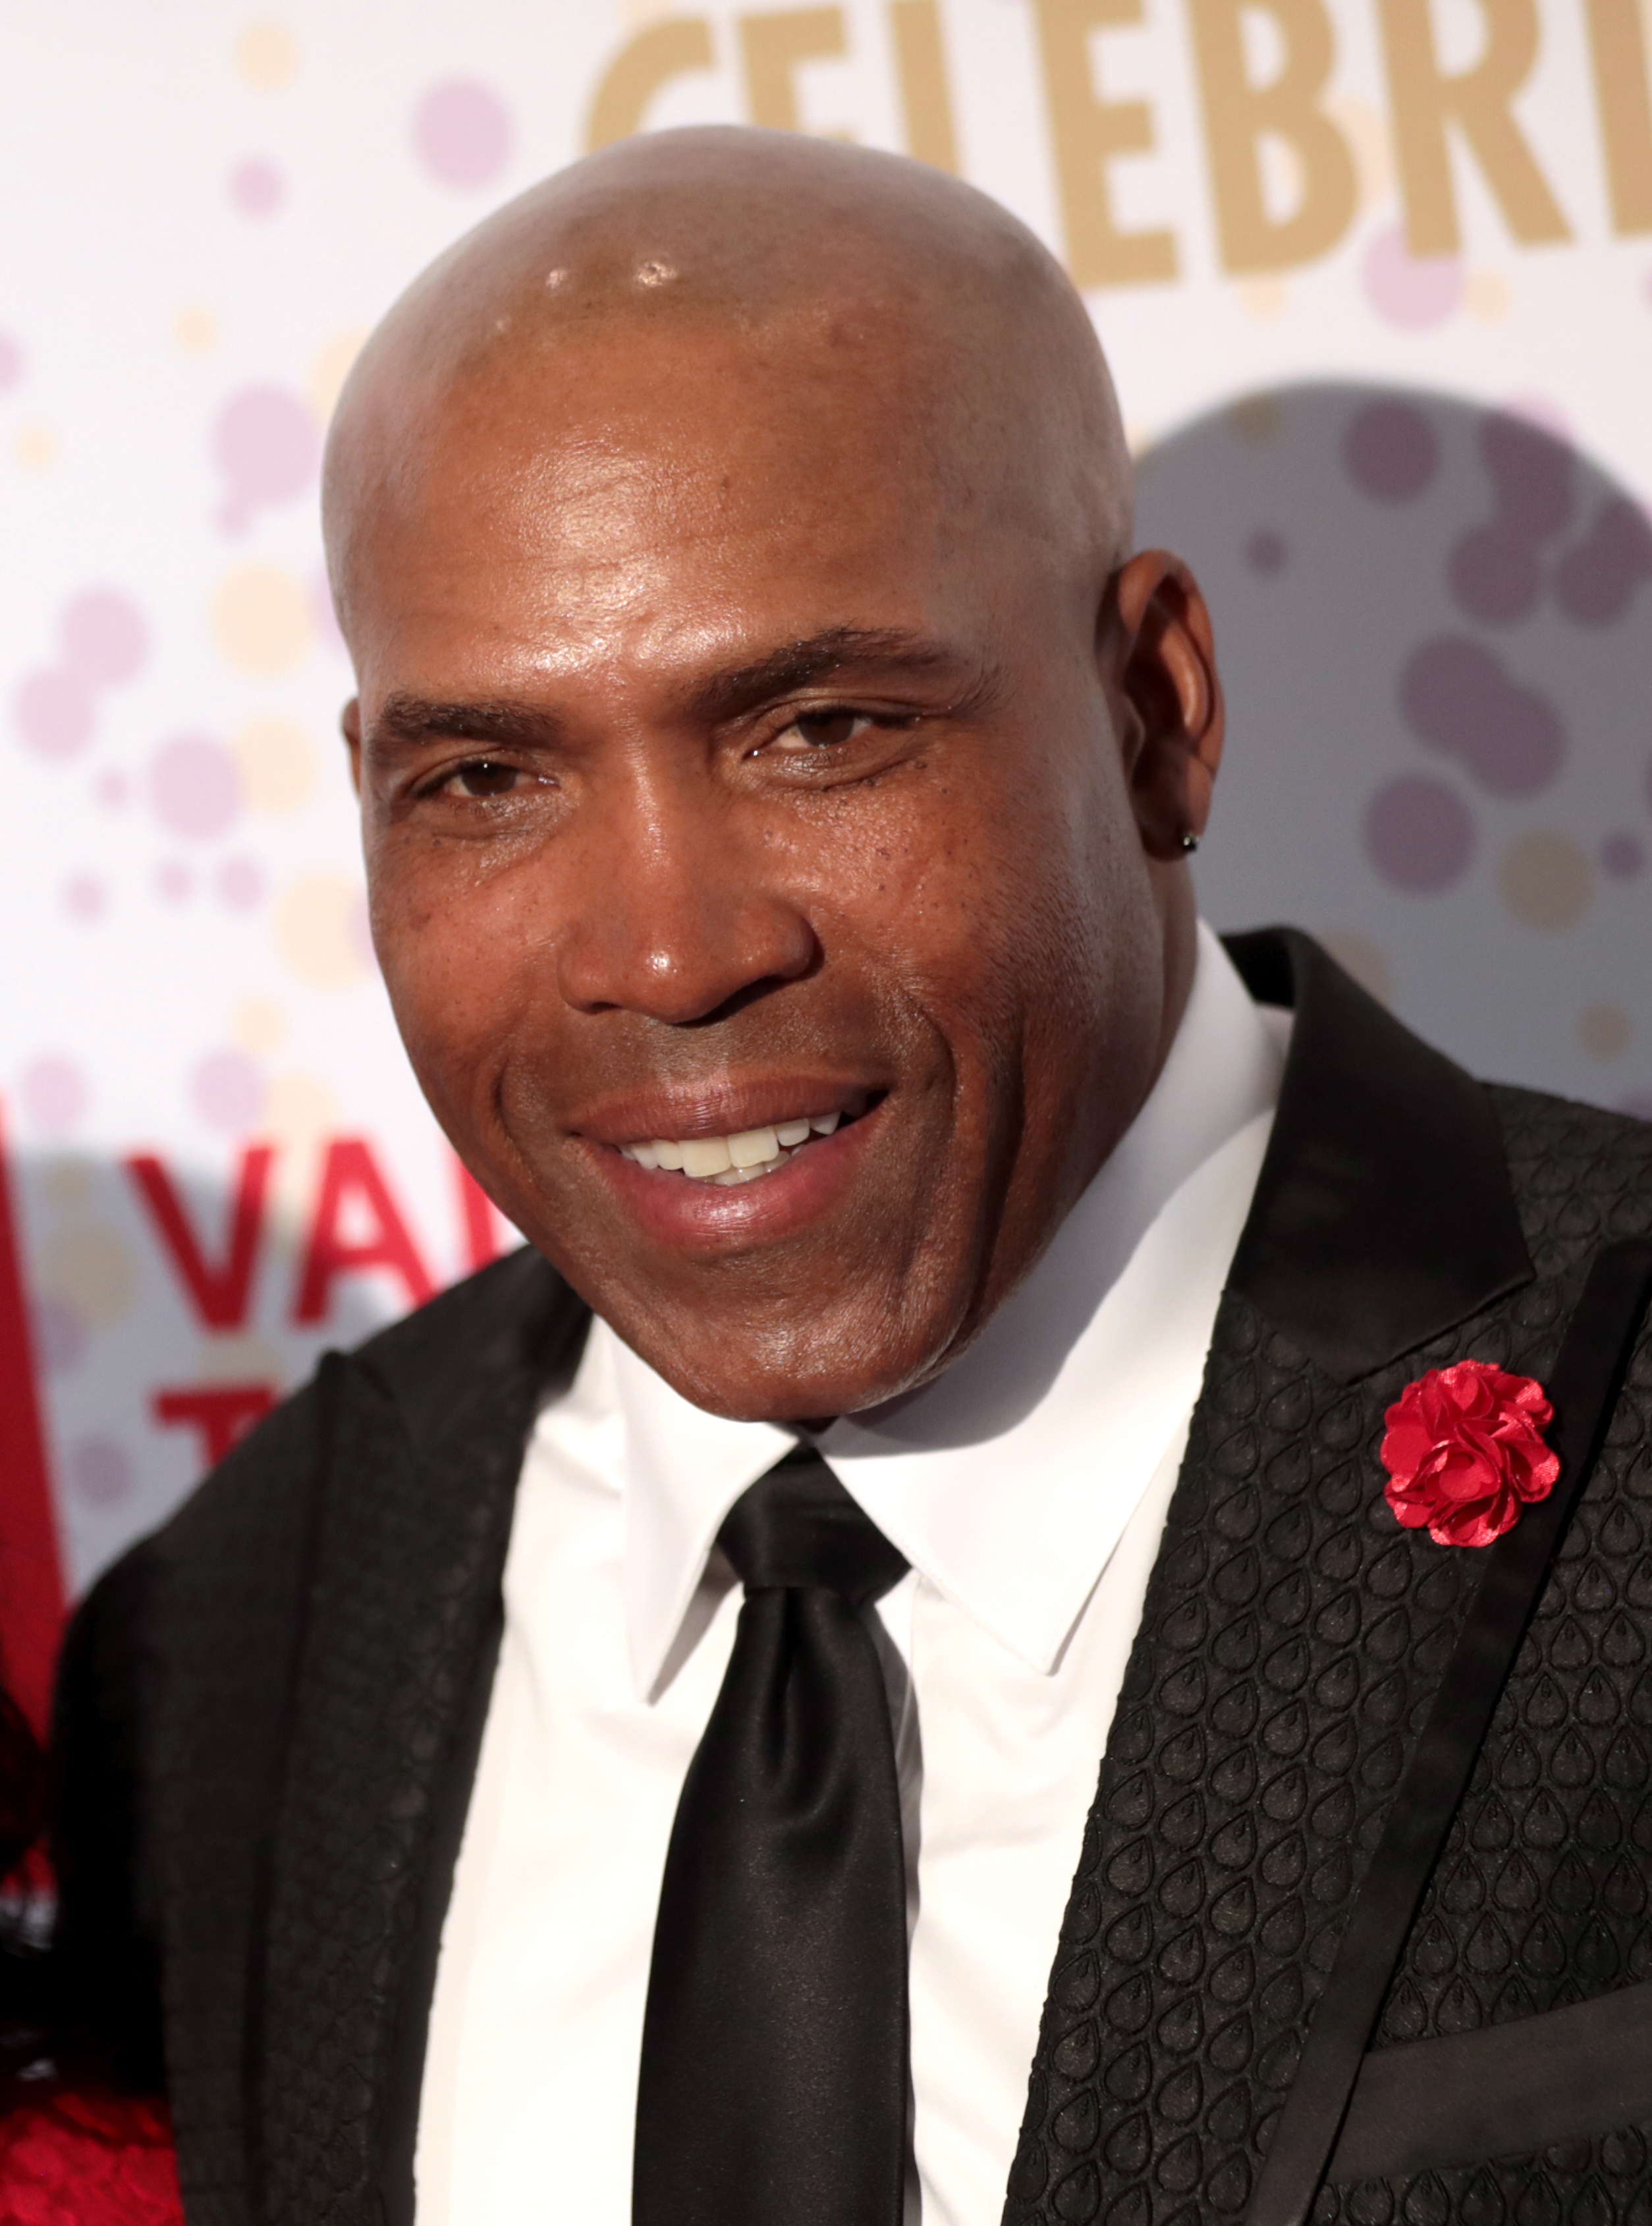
[2, 0, 1649, 1721]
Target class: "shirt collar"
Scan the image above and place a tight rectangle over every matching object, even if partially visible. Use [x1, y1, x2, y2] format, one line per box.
[609, 922, 1287, 1698]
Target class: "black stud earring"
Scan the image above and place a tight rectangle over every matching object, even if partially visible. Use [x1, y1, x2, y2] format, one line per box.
[1179, 829, 1199, 855]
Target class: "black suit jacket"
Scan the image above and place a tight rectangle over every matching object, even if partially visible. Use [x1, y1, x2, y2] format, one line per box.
[51, 930, 1652, 2225]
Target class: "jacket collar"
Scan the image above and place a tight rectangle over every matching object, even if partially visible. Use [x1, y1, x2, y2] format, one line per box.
[1223, 926, 1533, 1380]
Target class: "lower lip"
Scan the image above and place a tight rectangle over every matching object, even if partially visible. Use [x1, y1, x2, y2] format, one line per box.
[588, 1108, 883, 1251]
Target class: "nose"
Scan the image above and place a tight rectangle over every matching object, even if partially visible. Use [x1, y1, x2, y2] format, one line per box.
[554, 777, 817, 1026]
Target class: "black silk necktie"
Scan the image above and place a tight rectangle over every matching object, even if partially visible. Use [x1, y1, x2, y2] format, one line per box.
[633, 1447, 911, 2226]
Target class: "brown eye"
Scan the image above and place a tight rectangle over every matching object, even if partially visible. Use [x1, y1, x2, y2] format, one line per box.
[791, 710, 865, 748]
[451, 759, 518, 797]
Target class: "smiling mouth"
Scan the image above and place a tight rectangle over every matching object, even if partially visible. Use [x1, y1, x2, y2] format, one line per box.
[617, 1109, 856, 1187]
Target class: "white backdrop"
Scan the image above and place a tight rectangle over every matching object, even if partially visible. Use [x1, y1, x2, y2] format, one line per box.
[2, 0, 1649, 1719]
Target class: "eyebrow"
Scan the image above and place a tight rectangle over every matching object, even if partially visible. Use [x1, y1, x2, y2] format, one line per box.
[368, 627, 976, 755]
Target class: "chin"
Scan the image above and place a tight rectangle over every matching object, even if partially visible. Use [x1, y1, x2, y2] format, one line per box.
[624, 1309, 950, 1424]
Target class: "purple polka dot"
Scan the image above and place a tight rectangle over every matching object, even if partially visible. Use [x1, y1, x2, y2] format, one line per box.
[60, 588, 148, 685]
[1363, 776, 1476, 893]
[217, 856, 264, 910]
[213, 385, 319, 533]
[148, 735, 242, 839]
[1361, 226, 1462, 331]
[62, 872, 107, 921]
[14, 667, 95, 759]
[155, 860, 192, 903]
[1399, 637, 1566, 799]
[1602, 832, 1644, 879]
[32, 1296, 86, 1374]
[192, 1049, 266, 1132]
[0, 332, 22, 391]
[414, 80, 512, 187]
[1554, 499, 1652, 627]
[69, 1434, 132, 1508]
[229, 157, 285, 217]
[19, 1056, 87, 1133]
[96, 768, 130, 808]
[1479, 412, 1573, 540]
[1344, 401, 1439, 501]
[1244, 529, 1287, 576]
[1446, 528, 1542, 626]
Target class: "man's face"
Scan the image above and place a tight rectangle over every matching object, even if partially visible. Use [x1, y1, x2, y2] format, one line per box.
[344, 318, 1176, 1419]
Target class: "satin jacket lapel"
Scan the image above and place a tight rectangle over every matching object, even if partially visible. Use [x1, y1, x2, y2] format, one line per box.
[1005, 930, 1543, 2226]
[252, 1248, 588, 2226]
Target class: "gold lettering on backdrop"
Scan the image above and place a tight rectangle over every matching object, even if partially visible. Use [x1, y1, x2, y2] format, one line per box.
[1585, 0, 1652, 233]
[1375, 0, 1570, 254]
[891, 0, 960, 171]
[740, 8, 851, 132]
[586, 18, 717, 151]
[1187, 0, 1358, 271]
[1032, 0, 1179, 285]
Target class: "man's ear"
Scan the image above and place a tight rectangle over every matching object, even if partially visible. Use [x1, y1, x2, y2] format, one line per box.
[1105, 549, 1225, 860]
[342, 698, 364, 798]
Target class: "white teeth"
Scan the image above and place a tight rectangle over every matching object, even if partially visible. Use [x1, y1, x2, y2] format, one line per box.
[680, 1135, 734, 1178]
[728, 1126, 780, 1169]
[621, 1110, 850, 1183]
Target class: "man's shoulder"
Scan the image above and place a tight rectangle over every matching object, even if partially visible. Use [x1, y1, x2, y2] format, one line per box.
[109, 1245, 582, 1605]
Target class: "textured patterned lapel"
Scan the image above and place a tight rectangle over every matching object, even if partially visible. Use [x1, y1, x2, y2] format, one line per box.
[252, 1248, 588, 2226]
[1004, 930, 1548, 2226]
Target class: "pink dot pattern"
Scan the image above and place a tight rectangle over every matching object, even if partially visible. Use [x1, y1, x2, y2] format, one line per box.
[148, 735, 244, 841]
[214, 386, 319, 534]
[414, 80, 512, 187]
[229, 157, 285, 217]
[18, 1057, 88, 1134]
[1362, 225, 1462, 331]
[191, 1049, 266, 1132]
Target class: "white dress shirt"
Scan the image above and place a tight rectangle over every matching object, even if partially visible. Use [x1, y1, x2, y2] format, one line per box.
[416, 923, 1290, 2225]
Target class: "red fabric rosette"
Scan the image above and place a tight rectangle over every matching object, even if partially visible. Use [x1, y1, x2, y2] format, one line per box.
[1380, 1358, 1560, 1547]
[0, 2088, 182, 2224]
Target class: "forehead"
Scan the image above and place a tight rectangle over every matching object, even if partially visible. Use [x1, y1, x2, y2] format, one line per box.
[343, 314, 1031, 682]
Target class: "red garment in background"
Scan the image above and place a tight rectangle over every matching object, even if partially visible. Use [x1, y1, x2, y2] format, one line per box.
[0, 2088, 182, 2224]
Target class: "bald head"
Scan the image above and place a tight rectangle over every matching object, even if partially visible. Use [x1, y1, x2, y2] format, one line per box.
[323, 128, 1131, 628]
[330, 127, 1221, 1422]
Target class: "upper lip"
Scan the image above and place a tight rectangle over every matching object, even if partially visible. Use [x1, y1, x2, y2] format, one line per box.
[570, 1078, 879, 1148]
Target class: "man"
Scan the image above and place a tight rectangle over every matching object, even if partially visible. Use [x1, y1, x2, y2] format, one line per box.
[52, 127, 1652, 2226]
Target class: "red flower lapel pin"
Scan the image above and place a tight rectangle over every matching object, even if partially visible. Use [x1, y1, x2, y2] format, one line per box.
[1380, 1359, 1560, 1548]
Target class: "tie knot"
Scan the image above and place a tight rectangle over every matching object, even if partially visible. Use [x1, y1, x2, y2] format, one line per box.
[719, 1452, 908, 1606]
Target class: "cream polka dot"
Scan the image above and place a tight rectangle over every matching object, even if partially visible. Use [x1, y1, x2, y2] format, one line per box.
[307, 329, 368, 423]
[174, 306, 217, 352]
[196, 1331, 285, 1381]
[1327, 96, 1392, 215]
[1466, 271, 1510, 323]
[231, 995, 288, 1055]
[235, 20, 298, 88]
[1238, 276, 1289, 321]
[234, 715, 318, 811]
[1497, 831, 1593, 930]
[15, 423, 55, 470]
[213, 565, 311, 675]
[1580, 1002, 1632, 1057]
[37, 1226, 134, 1327]
[42, 1159, 95, 1209]
[1317, 932, 1393, 1007]
[275, 872, 368, 986]
[1228, 396, 1280, 445]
